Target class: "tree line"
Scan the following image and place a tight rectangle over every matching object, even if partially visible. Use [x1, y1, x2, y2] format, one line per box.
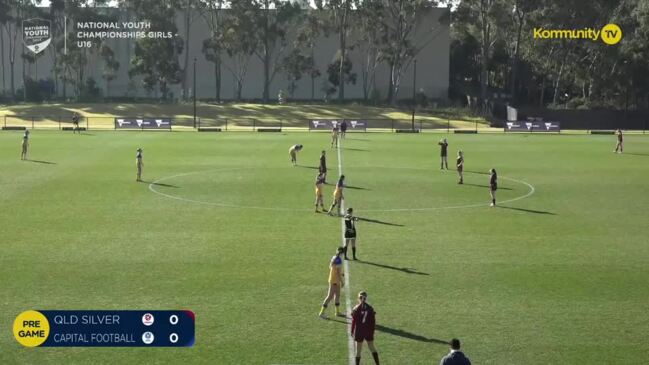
[0, 0, 647, 112]
[452, 0, 649, 111]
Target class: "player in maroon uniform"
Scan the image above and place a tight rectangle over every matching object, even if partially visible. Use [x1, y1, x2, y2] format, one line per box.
[351, 291, 380, 365]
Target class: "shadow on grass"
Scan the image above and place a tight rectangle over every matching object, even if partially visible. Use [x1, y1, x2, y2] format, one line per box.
[375, 325, 449, 344]
[462, 182, 512, 191]
[27, 159, 56, 164]
[465, 170, 490, 175]
[499, 206, 556, 215]
[356, 217, 404, 227]
[356, 260, 429, 275]
[346, 185, 369, 191]
[326, 317, 447, 344]
[625, 153, 649, 157]
[142, 181, 179, 188]
[297, 165, 319, 170]
[343, 137, 370, 141]
[343, 147, 370, 152]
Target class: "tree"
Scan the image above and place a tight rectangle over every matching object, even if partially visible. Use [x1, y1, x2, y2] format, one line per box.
[218, 0, 258, 100]
[315, 0, 352, 101]
[281, 48, 319, 97]
[199, 0, 225, 101]
[254, 0, 301, 103]
[377, 0, 446, 105]
[124, 0, 184, 100]
[354, 0, 383, 100]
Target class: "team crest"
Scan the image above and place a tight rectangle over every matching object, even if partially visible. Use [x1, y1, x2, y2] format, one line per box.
[23, 18, 52, 54]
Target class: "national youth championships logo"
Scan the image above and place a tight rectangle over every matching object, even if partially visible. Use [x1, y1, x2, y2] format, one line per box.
[533, 23, 622, 45]
[22, 18, 52, 54]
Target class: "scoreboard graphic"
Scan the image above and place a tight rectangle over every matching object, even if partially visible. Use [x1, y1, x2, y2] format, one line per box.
[14, 310, 195, 347]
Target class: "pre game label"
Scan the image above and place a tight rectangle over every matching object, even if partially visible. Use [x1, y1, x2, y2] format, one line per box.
[14, 310, 194, 347]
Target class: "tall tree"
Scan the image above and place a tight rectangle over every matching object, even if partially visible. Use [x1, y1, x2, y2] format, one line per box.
[124, 0, 184, 99]
[255, 0, 301, 103]
[218, 0, 258, 100]
[199, 0, 225, 101]
[315, 0, 352, 101]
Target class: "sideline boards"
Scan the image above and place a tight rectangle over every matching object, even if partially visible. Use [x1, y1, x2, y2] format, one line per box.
[309, 119, 367, 131]
[505, 121, 560, 132]
[115, 118, 172, 130]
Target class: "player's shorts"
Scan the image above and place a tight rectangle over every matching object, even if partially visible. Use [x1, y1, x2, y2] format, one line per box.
[490, 183, 497, 191]
[320, 166, 327, 173]
[333, 190, 342, 200]
[344, 229, 356, 239]
[457, 166, 463, 172]
[315, 187, 323, 197]
[353, 330, 374, 342]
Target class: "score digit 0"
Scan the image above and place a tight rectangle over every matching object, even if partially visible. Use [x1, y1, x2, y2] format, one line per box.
[169, 315, 178, 325]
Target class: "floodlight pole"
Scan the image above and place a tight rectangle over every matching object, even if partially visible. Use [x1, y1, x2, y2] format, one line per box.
[411, 59, 417, 131]
[193, 57, 197, 128]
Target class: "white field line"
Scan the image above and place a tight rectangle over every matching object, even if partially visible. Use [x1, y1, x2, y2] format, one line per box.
[149, 169, 535, 213]
[337, 140, 355, 365]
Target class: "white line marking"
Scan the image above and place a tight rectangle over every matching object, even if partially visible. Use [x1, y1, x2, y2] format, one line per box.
[336, 141, 355, 365]
[357, 176, 536, 212]
[148, 169, 535, 213]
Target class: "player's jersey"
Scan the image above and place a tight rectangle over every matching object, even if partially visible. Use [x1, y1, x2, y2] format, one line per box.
[332, 127, 339, 136]
[617, 131, 623, 142]
[289, 144, 302, 154]
[333, 179, 344, 198]
[315, 175, 325, 195]
[456, 156, 464, 169]
[439, 142, 448, 156]
[328, 255, 343, 284]
[320, 155, 327, 170]
[22, 135, 29, 145]
[344, 214, 356, 232]
[136, 151, 143, 165]
[490, 172, 497, 189]
[351, 302, 376, 335]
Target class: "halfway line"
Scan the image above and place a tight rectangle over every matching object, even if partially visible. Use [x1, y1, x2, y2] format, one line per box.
[336, 139, 355, 365]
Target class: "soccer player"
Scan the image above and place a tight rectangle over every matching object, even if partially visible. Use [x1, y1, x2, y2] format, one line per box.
[344, 207, 359, 260]
[489, 168, 497, 207]
[72, 113, 80, 134]
[289, 144, 303, 166]
[319, 150, 327, 182]
[438, 138, 449, 169]
[614, 128, 623, 153]
[327, 175, 345, 216]
[136, 148, 144, 182]
[315, 172, 326, 212]
[440, 338, 471, 365]
[318, 247, 345, 319]
[456, 150, 464, 184]
[331, 125, 339, 148]
[20, 130, 29, 160]
[351, 291, 380, 365]
[340, 120, 348, 138]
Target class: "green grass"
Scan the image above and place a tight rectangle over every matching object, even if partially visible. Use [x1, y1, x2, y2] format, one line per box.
[0, 102, 486, 129]
[1, 130, 649, 364]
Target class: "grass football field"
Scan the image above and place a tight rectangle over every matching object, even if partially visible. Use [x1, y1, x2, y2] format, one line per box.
[1, 130, 649, 364]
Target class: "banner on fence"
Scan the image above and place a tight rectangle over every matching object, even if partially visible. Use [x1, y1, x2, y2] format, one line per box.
[505, 121, 560, 132]
[114, 118, 172, 130]
[308, 119, 367, 131]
